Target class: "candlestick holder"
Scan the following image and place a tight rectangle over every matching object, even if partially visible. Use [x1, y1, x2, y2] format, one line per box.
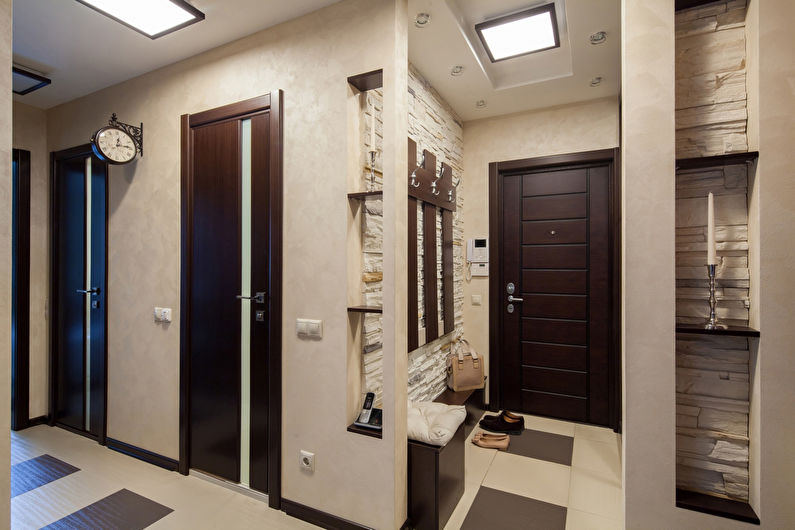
[705, 262, 727, 330]
[368, 150, 377, 184]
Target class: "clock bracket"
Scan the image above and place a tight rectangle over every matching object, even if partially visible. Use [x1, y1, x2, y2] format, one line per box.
[107, 113, 144, 157]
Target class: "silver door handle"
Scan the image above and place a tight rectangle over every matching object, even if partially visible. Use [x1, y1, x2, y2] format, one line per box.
[236, 292, 266, 304]
[77, 288, 100, 295]
[508, 295, 523, 303]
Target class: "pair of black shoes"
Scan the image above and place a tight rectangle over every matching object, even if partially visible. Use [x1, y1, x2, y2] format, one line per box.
[479, 410, 525, 435]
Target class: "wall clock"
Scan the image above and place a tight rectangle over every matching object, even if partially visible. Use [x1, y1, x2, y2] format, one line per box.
[91, 113, 143, 165]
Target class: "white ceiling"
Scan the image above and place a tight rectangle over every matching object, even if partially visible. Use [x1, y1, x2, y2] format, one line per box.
[12, 0, 342, 109]
[408, 0, 620, 121]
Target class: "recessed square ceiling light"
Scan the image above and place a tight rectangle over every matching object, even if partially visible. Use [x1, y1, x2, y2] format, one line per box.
[12, 67, 52, 95]
[475, 3, 560, 62]
[75, 0, 205, 39]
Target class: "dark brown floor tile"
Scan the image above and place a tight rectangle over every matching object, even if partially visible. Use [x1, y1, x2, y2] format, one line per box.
[461, 486, 567, 530]
[504, 428, 574, 466]
[10, 454, 79, 498]
[43, 488, 173, 529]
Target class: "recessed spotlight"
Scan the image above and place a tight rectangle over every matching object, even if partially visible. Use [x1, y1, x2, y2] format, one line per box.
[415, 12, 431, 28]
[590, 31, 607, 45]
[450, 65, 464, 77]
[475, 99, 487, 108]
[590, 76, 603, 87]
[75, 0, 205, 39]
[475, 4, 560, 62]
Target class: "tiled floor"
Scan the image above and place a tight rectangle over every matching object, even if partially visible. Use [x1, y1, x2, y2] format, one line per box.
[444, 413, 623, 530]
[10, 426, 316, 529]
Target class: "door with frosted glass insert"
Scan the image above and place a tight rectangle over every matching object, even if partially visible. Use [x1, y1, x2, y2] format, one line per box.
[51, 146, 107, 440]
[184, 103, 272, 492]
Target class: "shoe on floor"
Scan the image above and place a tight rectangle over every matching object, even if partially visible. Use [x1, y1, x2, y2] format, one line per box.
[479, 411, 524, 435]
[472, 431, 510, 450]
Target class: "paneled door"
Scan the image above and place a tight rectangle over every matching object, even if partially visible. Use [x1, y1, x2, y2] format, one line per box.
[492, 151, 619, 428]
[50, 145, 108, 440]
[181, 93, 282, 499]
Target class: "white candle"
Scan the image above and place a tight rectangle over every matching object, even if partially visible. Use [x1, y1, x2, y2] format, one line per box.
[707, 192, 717, 265]
[370, 106, 376, 149]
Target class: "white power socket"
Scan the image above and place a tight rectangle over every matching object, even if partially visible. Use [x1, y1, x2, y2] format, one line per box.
[154, 307, 172, 323]
[299, 450, 315, 472]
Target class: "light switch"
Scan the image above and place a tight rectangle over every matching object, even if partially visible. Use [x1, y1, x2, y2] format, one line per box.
[471, 295, 482, 306]
[296, 318, 323, 339]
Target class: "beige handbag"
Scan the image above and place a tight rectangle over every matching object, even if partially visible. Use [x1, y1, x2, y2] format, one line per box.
[447, 339, 485, 392]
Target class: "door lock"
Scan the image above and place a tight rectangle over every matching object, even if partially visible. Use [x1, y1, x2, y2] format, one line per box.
[236, 292, 266, 304]
[508, 295, 524, 303]
[507, 304, 514, 313]
[506, 282, 515, 294]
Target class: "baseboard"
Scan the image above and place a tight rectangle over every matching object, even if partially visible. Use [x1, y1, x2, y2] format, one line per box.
[28, 415, 48, 427]
[106, 438, 179, 472]
[282, 499, 373, 530]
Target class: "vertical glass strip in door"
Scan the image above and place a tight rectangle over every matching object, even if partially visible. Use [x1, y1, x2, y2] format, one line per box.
[84, 156, 92, 431]
[240, 119, 252, 486]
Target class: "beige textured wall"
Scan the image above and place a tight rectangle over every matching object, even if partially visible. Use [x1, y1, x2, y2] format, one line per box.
[11, 102, 49, 419]
[755, 0, 795, 526]
[44, 0, 407, 526]
[461, 98, 619, 402]
[1, 0, 12, 523]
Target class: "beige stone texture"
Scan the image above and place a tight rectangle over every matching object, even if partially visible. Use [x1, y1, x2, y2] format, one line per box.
[11, 102, 49, 419]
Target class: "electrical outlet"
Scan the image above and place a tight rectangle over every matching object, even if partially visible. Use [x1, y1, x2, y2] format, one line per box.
[154, 307, 172, 323]
[299, 450, 315, 472]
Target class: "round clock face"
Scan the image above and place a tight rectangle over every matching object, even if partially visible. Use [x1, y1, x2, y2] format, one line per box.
[93, 126, 137, 164]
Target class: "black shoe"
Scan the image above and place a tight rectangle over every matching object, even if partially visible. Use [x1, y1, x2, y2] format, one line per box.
[479, 411, 524, 435]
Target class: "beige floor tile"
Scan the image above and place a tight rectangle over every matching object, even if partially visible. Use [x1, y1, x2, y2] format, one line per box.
[518, 414, 577, 437]
[565, 508, 623, 530]
[442, 484, 480, 530]
[464, 440, 498, 487]
[571, 438, 621, 485]
[482, 452, 570, 507]
[568, 468, 622, 520]
[575, 423, 620, 444]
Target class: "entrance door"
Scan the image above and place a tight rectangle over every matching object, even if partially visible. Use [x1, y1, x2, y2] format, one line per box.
[181, 93, 282, 499]
[491, 150, 619, 428]
[12, 149, 31, 431]
[50, 146, 107, 440]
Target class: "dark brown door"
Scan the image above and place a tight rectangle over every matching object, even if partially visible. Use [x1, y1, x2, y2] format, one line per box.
[183, 105, 272, 489]
[498, 158, 615, 426]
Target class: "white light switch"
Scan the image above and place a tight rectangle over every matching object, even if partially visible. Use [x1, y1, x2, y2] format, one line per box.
[471, 295, 482, 306]
[296, 318, 323, 339]
[154, 307, 172, 323]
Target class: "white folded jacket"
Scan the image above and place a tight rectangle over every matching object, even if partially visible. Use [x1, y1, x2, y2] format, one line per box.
[407, 400, 466, 447]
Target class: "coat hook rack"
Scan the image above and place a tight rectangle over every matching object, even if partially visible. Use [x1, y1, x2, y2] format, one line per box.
[410, 151, 425, 188]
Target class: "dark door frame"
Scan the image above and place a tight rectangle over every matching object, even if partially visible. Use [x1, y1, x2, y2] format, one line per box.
[179, 91, 284, 509]
[488, 148, 622, 432]
[48, 144, 110, 444]
[12, 149, 31, 431]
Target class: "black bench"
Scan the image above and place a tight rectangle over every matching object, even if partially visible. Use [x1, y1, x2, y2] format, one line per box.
[407, 387, 484, 530]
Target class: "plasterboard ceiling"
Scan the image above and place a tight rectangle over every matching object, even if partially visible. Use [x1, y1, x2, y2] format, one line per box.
[13, 0, 341, 109]
[408, 0, 620, 121]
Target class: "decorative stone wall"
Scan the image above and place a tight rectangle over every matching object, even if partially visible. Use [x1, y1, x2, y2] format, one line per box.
[675, 0, 752, 503]
[357, 64, 464, 407]
[675, 0, 748, 158]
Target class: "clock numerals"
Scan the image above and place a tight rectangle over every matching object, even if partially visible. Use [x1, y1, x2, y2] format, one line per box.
[95, 127, 137, 164]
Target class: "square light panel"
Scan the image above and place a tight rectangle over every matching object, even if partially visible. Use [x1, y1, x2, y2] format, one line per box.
[13, 67, 52, 95]
[476, 3, 560, 62]
[75, 0, 205, 39]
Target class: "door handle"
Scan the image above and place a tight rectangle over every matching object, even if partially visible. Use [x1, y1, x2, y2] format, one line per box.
[77, 288, 100, 295]
[236, 292, 266, 304]
[507, 295, 523, 303]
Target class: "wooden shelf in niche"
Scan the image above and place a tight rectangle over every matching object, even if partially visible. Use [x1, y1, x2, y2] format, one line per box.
[347, 423, 382, 439]
[675, 324, 760, 338]
[347, 306, 383, 314]
[347, 190, 383, 200]
[347, 69, 383, 92]
[676, 151, 759, 171]
[676, 489, 760, 525]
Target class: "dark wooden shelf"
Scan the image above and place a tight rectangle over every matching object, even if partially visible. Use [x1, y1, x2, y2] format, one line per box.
[347, 423, 382, 439]
[676, 489, 760, 525]
[347, 306, 383, 314]
[676, 151, 759, 170]
[347, 69, 383, 92]
[347, 191, 383, 200]
[676, 324, 760, 337]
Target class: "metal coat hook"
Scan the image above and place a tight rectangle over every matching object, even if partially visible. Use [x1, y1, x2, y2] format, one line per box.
[410, 151, 424, 188]
[431, 164, 445, 196]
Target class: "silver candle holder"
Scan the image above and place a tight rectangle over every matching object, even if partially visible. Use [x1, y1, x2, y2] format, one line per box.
[705, 261, 727, 330]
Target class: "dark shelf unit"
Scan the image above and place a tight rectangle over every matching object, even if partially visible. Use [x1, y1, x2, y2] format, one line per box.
[676, 151, 758, 170]
[347, 423, 382, 439]
[347, 306, 383, 314]
[347, 190, 383, 200]
[676, 489, 760, 525]
[676, 324, 760, 338]
[347, 69, 383, 92]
